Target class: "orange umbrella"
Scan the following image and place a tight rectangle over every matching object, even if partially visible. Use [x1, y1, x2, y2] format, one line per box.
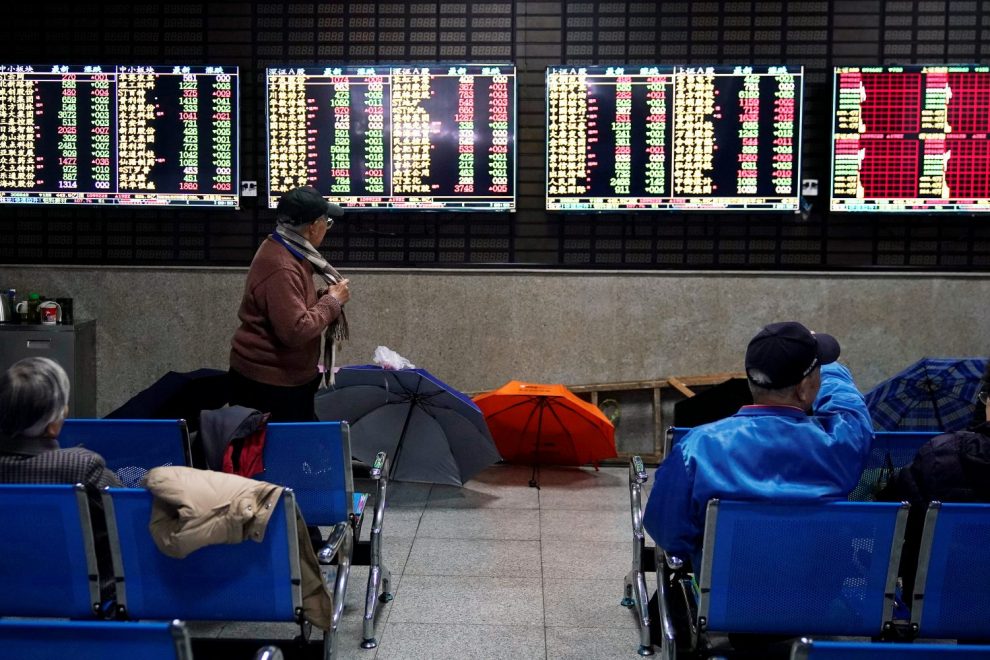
[473, 381, 617, 487]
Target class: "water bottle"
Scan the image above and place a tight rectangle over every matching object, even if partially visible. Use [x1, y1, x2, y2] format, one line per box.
[4, 289, 17, 324]
[27, 292, 41, 324]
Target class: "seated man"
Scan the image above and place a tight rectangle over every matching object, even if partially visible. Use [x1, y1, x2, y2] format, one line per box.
[878, 361, 990, 601]
[0, 357, 121, 488]
[0, 357, 121, 603]
[645, 321, 873, 572]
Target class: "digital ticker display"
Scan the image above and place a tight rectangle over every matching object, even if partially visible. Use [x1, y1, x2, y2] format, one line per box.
[0, 64, 239, 207]
[546, 65, 802, 212]
[831, 65, 990, 212]
[267, 64, 516, 211]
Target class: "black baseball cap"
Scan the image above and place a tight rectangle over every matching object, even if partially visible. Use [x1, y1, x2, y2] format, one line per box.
[745, 321, 841, 389]
[275, 186, 344, 226]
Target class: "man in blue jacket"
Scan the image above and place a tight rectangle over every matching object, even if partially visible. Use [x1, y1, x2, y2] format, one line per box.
[644, 321, 873, 572]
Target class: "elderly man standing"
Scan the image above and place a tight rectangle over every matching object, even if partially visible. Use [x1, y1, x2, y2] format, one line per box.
[644, 321, 873, 571]
[229, 185, 350, 422]
[0, 357, 120, 488]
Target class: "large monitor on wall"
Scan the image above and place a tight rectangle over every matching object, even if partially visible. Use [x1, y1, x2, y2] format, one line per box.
[0, 64, 239, 208]
[831, 64, 990, 212]
[267, 64, 516, 211]
[545, 64, 803, 212]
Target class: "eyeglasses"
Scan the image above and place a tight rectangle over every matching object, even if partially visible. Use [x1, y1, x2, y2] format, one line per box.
[979, 390, 989, 406]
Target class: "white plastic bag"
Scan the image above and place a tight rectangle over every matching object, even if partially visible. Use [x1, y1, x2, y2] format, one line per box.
[373, 346, 415, 370]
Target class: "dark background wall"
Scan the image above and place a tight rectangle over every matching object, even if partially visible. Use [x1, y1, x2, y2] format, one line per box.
[2, 1, 990, 270]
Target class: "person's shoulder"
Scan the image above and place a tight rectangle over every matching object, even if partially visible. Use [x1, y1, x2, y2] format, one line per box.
[250, 240, 306, 283]
[926, 427, 989, 455]
[252, 237, 293, 266]
[59, 446, 108, 466]
[680, 415, 744, 450]
[687, 413, 748, 436]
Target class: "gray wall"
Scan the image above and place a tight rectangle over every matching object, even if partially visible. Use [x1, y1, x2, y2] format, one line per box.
[0, 266, 986, 416]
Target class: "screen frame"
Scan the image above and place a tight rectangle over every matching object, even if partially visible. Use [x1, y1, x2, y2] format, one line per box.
[543, 63, 805, 214]
[828, 63, 990, 214]
[264, 62, 518, 213]
[0, 63, 241, 210]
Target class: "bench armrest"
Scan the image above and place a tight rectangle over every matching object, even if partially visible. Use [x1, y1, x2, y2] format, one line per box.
[318, 522, 352, 565]
[253, 646, 284, 660]
[628, 456, 649, 542]
[368, 452, 387, 480]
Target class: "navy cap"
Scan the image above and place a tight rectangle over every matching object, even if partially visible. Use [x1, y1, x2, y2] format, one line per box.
[745, 321, 840, 389]
[275, 186, 344, 226]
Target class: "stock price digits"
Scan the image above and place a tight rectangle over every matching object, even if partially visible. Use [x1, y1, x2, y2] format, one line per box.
[0, 64, 239, 207]
[546, 65, 803, 212]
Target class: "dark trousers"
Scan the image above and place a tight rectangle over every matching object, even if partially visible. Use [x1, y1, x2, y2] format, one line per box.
[227, 369, 322, 422]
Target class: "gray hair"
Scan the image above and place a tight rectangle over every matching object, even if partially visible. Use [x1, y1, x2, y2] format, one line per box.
[748, 379, 798, 403]
[0, 357, 70, 438]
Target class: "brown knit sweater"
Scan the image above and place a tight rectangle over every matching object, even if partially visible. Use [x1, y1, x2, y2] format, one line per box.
[230, 237, 342, 387]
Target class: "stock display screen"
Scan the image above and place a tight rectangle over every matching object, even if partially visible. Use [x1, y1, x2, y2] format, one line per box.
[831, 65, 990, 212]
[0, 64, 238, 207]
[546, 64, 802, 212]
[267, 64, 516, 211]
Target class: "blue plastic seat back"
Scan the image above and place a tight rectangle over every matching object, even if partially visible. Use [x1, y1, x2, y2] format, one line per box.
[0, 484, 98, 618]
[261, 422, 353, 526]
[104, 487, 298, 622]
[703, 501, 903, 636]
[793, 639, 990, 659]
[916, 503, 990, 640]
[0, 620, 190, 660]
[59, 419, 190, 487]
[849, 431, 940, 501]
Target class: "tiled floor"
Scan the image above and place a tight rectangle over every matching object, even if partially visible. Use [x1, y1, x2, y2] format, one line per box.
[191, 463, 650, 659]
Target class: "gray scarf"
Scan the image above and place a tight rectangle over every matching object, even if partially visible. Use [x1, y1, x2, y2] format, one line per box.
[275, 224, 349, 382]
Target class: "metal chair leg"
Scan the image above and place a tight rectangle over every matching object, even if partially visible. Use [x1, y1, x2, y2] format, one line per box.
[622, 574, 636, 607]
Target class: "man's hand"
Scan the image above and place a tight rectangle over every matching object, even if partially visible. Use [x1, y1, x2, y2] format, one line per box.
[328, 279, 350, 305]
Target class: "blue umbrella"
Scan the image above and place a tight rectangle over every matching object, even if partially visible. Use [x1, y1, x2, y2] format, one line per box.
[314, 365, 500, 486]
[865, 357, 988, 433]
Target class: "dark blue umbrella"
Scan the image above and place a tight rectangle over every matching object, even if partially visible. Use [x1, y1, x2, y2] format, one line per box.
[866, 357, 988, 432]
[314, 365, 500, 486]
[105, 369, 229, 433]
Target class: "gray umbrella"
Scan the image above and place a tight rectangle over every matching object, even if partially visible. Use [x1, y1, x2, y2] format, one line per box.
[315, 365, 501, 486]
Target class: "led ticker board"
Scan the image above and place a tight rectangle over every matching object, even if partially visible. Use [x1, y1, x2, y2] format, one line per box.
[0, 64, 238, 207]
[831, 65, 990, 212]
[267, 64, 516, 211]
[546, 65, 803, 212]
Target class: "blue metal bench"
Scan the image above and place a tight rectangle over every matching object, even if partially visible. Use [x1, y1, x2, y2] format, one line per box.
[0, 619, 285, 660]
[0, 619, 193, 660]
[60, 418, 191, 487]
[261, 421, 392, 649]
[912, 502, 990, 641]
[0, 484, 101, 619]
[622, 456, 909, 659]
[102, 487, 340, 660]
[791, 638, 990, 659]
[692, 500, 907, 641]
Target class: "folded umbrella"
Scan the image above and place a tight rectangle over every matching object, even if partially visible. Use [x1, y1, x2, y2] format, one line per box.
[315, 365, 500, 486]
[866, 357, 988, 433]
[473, 381, 617, 488]
[105, 368, 230, 433]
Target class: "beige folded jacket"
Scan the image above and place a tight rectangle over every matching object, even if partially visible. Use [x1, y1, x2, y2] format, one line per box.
[143, 466, 334, 630]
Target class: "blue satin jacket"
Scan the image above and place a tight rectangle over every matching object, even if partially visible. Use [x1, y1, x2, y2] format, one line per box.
[643, 363, 873, 570]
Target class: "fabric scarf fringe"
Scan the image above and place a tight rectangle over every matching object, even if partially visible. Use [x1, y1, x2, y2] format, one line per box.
[275, 225, 349, 384]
